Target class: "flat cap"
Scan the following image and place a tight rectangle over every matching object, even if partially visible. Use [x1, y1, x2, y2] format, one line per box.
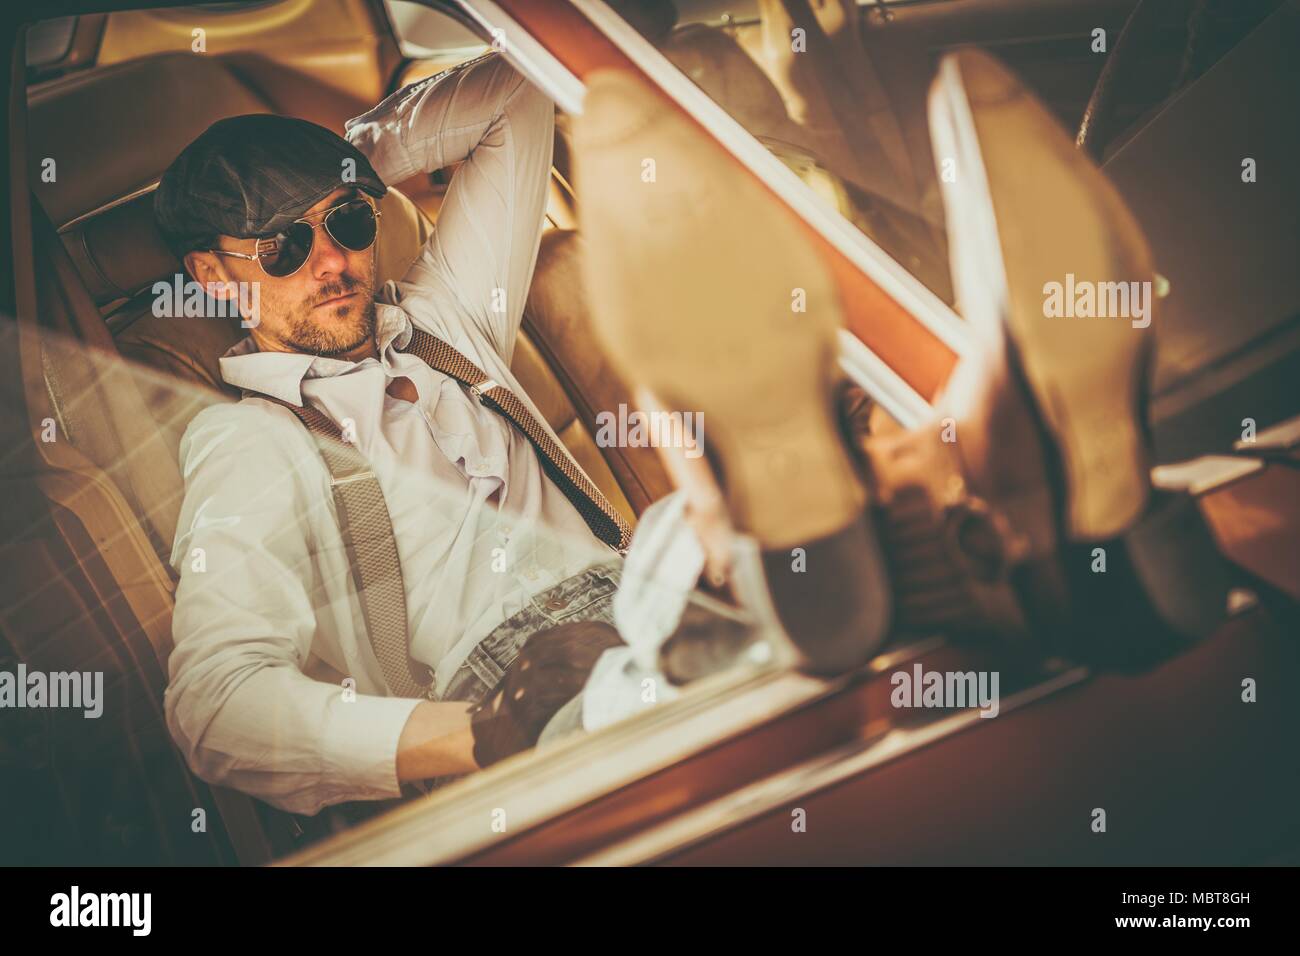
[154, 113, 387, 258]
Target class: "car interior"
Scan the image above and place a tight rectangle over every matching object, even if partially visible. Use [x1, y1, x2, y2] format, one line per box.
[6, 0, 694, 865]
[1, 0, 1296, 867]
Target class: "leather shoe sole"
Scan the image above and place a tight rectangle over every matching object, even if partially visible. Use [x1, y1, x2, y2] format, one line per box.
[928, 49, 1155, 541]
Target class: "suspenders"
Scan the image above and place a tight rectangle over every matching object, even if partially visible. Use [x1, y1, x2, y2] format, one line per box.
[260, 328, 631, 696]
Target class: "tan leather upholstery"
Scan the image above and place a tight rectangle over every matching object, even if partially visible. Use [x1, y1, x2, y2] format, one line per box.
[522, 230, 671, 515]
[27, 53, 273, 228]
[511, 312, 638, 523]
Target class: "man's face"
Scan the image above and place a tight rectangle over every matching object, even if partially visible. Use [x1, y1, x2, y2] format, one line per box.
[187, 186, 379, 357]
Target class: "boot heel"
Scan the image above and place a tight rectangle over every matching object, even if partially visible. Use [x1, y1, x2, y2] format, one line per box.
[1049, 491, 1243, 671]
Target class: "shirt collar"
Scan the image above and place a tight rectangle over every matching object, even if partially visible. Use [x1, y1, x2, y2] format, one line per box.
[218, 302, 413, 406]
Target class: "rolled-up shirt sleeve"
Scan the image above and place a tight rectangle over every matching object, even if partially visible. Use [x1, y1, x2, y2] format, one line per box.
[345, 51, 555, 362]
[163, 402, 421, 816]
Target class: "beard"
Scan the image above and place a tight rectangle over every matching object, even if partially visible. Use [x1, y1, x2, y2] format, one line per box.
[281, 274, 378, 357]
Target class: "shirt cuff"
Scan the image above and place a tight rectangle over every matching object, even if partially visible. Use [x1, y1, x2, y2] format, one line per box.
[320, 690, 425, 803]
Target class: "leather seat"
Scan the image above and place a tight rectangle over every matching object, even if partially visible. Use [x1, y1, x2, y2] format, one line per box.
[27, 52, 274, 231]
[522, 229, 672, 514]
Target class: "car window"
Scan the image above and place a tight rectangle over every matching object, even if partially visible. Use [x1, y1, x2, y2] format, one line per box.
[385, 0, 487, 59]
[607, 0, 955, 305]
[25, 16, 77, 69]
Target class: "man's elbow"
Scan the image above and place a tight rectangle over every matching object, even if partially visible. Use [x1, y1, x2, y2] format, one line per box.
[163, 678, 229, 789]
[163, 679, 336, 817]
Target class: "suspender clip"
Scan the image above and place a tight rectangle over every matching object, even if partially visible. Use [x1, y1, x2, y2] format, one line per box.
[469, 379, 500, 401]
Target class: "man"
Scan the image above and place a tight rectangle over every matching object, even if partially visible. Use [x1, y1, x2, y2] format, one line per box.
[160, 53, 631, 816]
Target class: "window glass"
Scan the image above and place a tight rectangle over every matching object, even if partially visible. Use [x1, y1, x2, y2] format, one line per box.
[607, 0, 955, 305]
[25, 16, 77, 69]
[386, 0, 488, 59]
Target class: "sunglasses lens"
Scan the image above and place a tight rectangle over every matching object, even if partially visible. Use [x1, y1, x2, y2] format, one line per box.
[326, 201, 378, 252]
[259, 223, 314, 278]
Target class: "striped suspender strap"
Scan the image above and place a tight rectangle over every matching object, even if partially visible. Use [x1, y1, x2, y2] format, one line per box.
[399, 328, 633, 553]
[259, 396, 431, 699]
[253, 330, 632, 693]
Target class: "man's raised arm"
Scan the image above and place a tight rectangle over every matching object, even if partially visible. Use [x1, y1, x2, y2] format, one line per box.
[345, 52, 555, 362]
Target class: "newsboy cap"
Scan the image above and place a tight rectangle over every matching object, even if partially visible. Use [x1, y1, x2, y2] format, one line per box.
[153, 113, 387, 258]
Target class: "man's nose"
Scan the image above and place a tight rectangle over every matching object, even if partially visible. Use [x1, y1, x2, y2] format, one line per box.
[307, 221, 349, 278]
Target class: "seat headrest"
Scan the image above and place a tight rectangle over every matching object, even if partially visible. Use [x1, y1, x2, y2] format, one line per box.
[28, 53, 273, 228]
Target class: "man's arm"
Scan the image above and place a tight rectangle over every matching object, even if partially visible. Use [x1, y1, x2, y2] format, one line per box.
[345, 52, 556, 363]
[396, 699, 477, 781]
[164, 402, 476, 816]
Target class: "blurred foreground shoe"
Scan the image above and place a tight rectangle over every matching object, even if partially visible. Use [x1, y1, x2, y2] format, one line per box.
[862, 49, 1236, 669]
[574, 70, 890, 675]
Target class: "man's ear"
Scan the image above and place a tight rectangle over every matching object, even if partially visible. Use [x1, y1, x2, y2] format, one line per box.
[183, 249, 237, 301]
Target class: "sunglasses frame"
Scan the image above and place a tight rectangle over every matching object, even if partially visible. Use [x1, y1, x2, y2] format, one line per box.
[207, 195, 382, 278]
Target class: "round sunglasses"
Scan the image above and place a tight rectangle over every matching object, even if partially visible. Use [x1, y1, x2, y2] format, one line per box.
[208, 197, 381, 278]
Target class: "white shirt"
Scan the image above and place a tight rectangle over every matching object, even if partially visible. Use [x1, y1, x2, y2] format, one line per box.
[164, 52, 612, 816]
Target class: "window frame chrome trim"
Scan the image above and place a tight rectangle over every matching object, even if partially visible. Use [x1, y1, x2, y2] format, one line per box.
[280, 636, 949, 866]
[839, 329, 932, 428]
[450, 0, 586, 116]
[449, 0, 949, 425]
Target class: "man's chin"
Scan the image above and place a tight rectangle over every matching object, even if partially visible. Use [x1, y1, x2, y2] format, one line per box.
[289, 301, 376, 357]
[310, 335, 370, 358]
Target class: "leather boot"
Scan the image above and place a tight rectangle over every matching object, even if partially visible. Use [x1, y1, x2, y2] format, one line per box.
[861, 49, 1233, 669]
[573, 69, 890, 675]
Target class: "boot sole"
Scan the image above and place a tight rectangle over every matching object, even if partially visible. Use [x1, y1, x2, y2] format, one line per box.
[929, 50, 1153, 540]
[574, 70, 866, 551]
